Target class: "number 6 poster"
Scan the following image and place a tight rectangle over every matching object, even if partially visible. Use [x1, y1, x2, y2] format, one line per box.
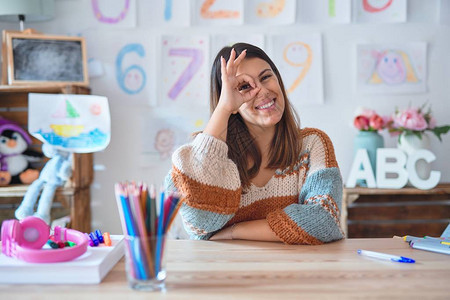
[159, 35, 210, 107]
[269, 34, 324, 106]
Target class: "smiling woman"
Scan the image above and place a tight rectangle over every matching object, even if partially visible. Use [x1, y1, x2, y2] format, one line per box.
[165, 43, 344, 245]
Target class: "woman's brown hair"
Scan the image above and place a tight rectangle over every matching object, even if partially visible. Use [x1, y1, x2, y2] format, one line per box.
[210, 43, 302, 190]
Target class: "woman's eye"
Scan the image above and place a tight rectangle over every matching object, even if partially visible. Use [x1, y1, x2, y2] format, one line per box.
[238, 83, 251, 91]
[261, 74, 272, 81]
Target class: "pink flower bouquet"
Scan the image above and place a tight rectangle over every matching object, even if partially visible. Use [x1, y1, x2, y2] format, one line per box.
[386, 103, 450, 141]
[353, 108, 385, 131]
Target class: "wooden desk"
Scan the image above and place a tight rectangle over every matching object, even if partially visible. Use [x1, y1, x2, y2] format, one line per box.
[342, 183, 450, 238]
[1, 238, 450, 299]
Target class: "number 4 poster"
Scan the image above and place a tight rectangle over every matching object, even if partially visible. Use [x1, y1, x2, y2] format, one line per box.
[159, 35, 210, 107]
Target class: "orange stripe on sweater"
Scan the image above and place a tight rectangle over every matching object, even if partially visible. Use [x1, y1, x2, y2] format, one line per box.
[267, 209, 323, 245]
[227, 195, 298, 225]
[301, 128, 338, 169]
[172, 166, 241, 215]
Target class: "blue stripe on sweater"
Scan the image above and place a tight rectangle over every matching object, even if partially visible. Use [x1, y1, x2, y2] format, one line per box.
[284, 167, 344, 242]
[180, 203, 234, 240]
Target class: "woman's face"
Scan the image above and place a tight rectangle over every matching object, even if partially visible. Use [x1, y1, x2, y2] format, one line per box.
[235, 57, 285, 132]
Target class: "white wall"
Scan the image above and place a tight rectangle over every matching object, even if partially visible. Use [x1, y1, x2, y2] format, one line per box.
[1, 0, 449, 234]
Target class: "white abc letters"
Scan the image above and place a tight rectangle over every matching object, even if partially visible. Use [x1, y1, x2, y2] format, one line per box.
[346, 148, 441, 190]
[406, 150, 441, 190]
[346, 149, 376, 188]
[376, 149, 408, 189]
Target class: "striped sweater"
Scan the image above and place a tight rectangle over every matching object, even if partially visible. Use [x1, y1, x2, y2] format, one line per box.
[167, 128, 344, 245]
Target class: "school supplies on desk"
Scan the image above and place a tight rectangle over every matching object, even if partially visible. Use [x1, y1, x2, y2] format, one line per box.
[409, 239, 450, 255]
[0, 235, 124, 284]
[357, 249, 415, 263]
[114, 182, 181, 283]
[401, 224, 450, 255]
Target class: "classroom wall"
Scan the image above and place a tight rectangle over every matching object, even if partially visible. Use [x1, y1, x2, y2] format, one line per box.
[1, 0, 449, 234]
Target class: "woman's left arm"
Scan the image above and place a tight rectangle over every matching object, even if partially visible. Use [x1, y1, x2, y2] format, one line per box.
[210, 219, 280, 241]
[265, 129, 345, 245]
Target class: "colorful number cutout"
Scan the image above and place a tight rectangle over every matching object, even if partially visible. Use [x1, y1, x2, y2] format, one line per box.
[363, 0, 393, 13]
[116, 44, 147, 95]
[283, 42, 313, 94]
[165, 0, 172, 21]
[328, 0, 336, 17]
[168, 48, 204, 100]
[91, 0, 130, 24]
[256, 0, 285, 18]
[200, 0, 240, 19]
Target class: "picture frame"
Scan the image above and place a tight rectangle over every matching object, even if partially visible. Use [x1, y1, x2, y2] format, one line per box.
[1, 30, 89, 86]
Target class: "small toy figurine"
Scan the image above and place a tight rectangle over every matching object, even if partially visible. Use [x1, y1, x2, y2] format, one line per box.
[15, 143, 72, 224]
[0, 118, 41, 186]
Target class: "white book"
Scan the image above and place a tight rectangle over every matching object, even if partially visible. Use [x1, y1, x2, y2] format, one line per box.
[0, 235, 124, 284]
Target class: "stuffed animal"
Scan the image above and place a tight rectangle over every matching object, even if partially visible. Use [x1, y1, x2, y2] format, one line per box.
[0, 118, 42, 186]
[15, 144, 72, 224]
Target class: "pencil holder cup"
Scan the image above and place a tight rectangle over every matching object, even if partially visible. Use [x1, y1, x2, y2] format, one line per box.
[124, 235, 167, 291]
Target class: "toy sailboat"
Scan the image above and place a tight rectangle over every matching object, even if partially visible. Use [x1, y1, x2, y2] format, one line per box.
[50, 99, 84, 137]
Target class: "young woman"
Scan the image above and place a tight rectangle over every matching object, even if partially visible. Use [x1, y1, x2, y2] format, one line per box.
[167, 43, 344, 244]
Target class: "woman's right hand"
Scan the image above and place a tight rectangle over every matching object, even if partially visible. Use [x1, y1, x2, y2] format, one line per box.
[217, 48, 261, 115]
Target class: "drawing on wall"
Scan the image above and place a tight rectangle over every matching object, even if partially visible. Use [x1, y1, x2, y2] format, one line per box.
[270, 34, 324, 106]
[142, 109, 209, 162]
[160, 35, 209, 107]
[116, 43, 147, 95]
[298, 0, 351, 23]
[83, 30, 156, 106]
[193, 0, 244, 26]
[89, 0, 136, 28]
[140, 0, 190, 27]
[356, 43, 427, 94]
[28, 94, 111, 153]
[353, 0, 406, 23]
[245, 0, 296, 25]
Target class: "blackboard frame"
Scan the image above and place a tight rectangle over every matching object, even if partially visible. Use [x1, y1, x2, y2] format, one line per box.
[2, 30, 89, 86]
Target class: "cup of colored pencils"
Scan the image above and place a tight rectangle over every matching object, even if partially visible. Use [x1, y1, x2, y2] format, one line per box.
[114, 181, 181, 291]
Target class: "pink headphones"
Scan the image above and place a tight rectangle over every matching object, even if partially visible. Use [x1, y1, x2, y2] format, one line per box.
[1, 216, 88, 263]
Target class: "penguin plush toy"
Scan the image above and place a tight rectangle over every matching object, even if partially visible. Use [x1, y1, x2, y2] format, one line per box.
[0, 118, 42, 186]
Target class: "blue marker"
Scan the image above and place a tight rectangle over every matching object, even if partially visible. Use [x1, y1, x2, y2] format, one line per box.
[95, 230, 104, 243]
[89, 232, 99, 246]
[357, 249, 415, 263]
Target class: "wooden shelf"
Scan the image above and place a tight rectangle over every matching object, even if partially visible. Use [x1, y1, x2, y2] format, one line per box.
[0, 84, 93, 232]
[0, 84, 90, 93]
[342, 183, 450, 238]
[0, 185, 74, 198]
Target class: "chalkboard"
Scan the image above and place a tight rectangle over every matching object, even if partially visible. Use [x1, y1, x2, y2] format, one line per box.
[2, 31, 88, 86]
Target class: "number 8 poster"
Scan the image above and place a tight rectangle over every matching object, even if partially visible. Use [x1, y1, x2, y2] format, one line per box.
[269, 34, 324, 106]
[159, 35, 210, 107]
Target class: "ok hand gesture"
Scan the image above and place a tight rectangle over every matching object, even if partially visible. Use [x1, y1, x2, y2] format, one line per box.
[217, 48, 261, 115]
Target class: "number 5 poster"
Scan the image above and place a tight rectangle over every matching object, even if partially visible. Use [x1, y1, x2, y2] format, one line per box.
[269, 34, 324, 106]
[159, 35, 210, 107]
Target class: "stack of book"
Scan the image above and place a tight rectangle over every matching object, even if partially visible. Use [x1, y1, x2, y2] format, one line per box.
[0, 235, 124, 284]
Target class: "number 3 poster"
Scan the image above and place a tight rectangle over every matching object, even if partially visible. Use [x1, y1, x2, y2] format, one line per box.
[159, 35, 210, 107]
[269, 34, 324, 106]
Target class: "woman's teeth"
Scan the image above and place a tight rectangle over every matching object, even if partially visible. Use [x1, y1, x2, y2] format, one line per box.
[257, 100, 274, 109]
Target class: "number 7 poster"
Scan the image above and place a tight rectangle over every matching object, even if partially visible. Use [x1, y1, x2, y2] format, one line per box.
[159, 35, 210, 107]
